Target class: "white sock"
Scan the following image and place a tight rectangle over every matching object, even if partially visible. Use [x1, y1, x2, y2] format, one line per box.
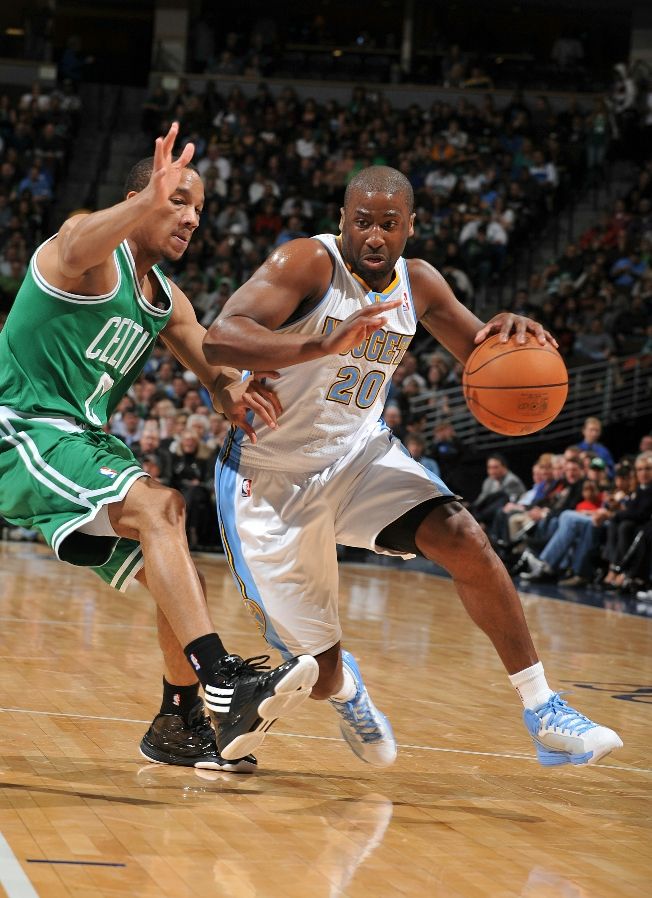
[330, 666, 357, 702]
[509, 662, 554, 710]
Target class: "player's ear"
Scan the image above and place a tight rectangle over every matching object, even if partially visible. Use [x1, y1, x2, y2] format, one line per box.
[126, 190, 139, 200]
[408, 212, 415, 237]
[339, 207, 345, 231]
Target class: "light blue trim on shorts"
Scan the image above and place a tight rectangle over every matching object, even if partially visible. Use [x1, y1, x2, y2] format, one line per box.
[216, 429, 290, 658]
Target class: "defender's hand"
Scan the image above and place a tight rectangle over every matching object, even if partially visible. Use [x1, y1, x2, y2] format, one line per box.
[145, 121, 195, 208]
[222, 371, 282, 444]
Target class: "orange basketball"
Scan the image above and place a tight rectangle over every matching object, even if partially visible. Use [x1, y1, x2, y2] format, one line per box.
[462, 333, 568, 436]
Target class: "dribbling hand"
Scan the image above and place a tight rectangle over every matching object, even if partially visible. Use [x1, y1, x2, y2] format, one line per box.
[320, 298, 403, 356]
[474, 312, 557, 348]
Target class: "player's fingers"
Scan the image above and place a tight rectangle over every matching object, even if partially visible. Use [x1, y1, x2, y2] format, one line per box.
[473, 321, 496, 343]
[526, 321, 552, 346]
[514, 316, 529, 343]
[162, 121, 179, 155]
[245, 394, 278, 429]
[358, 298, 401, 317]
[152, 136, 163, 171]
[254, 385, 282, 418]
[248, 391, 276, 424]
[542, 328, 559, 348]
[361, 315, 387, 331]
[239, 418, 257, 444]
[176, 141, 195, 167]
[498, 314, 515, 342]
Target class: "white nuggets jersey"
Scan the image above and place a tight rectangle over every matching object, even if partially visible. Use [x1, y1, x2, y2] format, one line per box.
[235, 233, 417, 473]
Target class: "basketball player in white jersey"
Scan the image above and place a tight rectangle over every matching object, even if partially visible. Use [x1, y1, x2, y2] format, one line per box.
[204, 166, 622, 769]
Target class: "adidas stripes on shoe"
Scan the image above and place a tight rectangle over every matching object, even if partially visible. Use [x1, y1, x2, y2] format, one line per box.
[205, 653, 319, 761]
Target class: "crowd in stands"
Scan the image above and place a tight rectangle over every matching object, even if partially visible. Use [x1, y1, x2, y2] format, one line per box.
[140, 77, 638, 321]
[381, 152, 652, 465]
[466, 417, 652, 603]
[0, 79, 81, 319]
[185, 16, 638, 95]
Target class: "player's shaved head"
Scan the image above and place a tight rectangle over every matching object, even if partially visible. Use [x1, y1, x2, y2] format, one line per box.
[344, 166, 414, 213]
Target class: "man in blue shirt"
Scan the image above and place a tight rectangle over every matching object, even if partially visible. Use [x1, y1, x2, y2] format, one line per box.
[577, 416, 615, 477]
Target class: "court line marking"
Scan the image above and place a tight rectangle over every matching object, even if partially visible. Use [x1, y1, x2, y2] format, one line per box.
[0, 707, 151, 725]
[0, 832, 40, 898]
[26, 860, 125, 867]
[1, 706, 649, 774]
[0, 616, 157, 630]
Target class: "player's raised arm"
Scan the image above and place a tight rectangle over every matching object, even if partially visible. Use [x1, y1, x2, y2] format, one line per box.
[40, 122, 194, 288]
[409, 258, 486, 364]
[203, 238, 399, 371]
[411, 258, 557, 363]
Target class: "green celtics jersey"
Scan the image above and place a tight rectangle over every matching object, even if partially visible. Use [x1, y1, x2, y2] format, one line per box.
[0, 237, 172, 426]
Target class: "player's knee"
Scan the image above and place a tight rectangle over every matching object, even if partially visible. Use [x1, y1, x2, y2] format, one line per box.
[157, 487, 187, 527]
[138, 485, 186, 531]
[419, 504, 493, 571]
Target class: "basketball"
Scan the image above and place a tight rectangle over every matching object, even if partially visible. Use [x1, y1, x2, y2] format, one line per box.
[462, 333, 568, 436]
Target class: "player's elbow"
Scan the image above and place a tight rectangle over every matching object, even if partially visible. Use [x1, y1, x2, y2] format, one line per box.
[203, 319, 238, 366]
[58, 238, 87, 279]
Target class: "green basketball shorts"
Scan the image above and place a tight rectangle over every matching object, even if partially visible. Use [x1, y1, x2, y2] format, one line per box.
[0, 407, 145, 591]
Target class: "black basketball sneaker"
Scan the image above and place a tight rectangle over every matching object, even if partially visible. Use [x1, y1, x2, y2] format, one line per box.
[205, 653, 319, 760]
[139, 697, 257, 773]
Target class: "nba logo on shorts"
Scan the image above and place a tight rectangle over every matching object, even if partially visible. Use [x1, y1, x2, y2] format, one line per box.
[241, 478, 252, 498]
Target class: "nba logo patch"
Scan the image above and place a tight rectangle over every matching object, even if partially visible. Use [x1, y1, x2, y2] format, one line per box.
[241, 478, 252, 498]
[401, 292, 410, 312]
[99, 466, 118, 479]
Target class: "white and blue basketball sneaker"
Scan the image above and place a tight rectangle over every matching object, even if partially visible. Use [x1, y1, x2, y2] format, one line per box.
[523, 692, 623, 766]
[330, 650, 397, 768]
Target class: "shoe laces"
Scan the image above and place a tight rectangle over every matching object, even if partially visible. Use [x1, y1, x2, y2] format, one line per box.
[333, 690, 384, 744]
[537, 692, 596, 736]
[186, 702, 216, 741]
[226, 654, 272, 675]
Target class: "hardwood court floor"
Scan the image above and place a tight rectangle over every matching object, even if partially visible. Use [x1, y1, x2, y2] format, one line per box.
[0, 542, 650, 898]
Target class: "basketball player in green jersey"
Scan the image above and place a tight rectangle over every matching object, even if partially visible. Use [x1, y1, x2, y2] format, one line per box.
[0, 122, 319, 771]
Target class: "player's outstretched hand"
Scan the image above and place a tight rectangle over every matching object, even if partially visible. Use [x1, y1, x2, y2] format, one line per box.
[321, 298, 403, 356]
[145, 121, 195, 209]
[474, 312, 558, 348]
[222, 371, 282, 444]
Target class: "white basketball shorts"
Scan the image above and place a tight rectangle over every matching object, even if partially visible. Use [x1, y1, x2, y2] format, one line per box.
[215, 422, 454, 657]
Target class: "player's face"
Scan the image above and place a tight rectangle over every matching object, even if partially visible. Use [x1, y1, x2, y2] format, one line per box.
[339, 188, 415, 290]
[147, 168, 204, 261]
